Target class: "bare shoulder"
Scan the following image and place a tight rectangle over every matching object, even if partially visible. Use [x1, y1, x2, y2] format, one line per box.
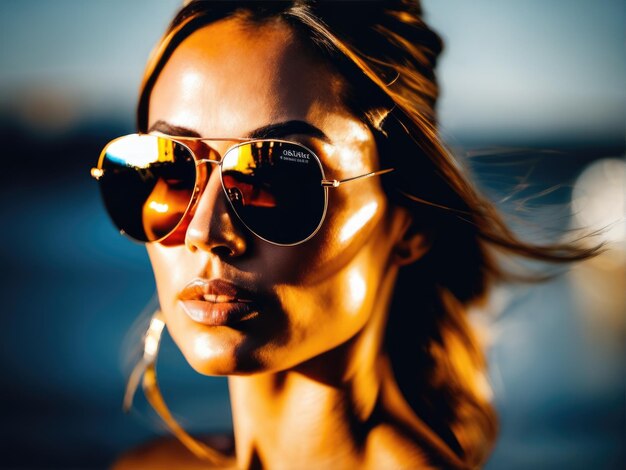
[111, 434, 235, 470]
[364, 423, 439, 470]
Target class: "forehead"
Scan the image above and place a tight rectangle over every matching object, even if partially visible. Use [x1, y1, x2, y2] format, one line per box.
[150, 17, 343, 135]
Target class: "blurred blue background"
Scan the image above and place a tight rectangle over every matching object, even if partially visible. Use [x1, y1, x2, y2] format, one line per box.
[0, 1, 624, 468]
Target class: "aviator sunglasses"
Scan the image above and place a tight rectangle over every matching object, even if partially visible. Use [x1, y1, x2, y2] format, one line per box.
[92, 133, 394, 246]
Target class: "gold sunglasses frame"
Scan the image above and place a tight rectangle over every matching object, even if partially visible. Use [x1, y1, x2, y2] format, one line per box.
[91, 133, 395, 246]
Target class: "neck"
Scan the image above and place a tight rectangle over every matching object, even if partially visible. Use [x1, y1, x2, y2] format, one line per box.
[228, 267, 398, 469]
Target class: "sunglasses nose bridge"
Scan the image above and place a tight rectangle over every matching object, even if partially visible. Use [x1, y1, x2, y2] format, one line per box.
[192, 158, 223, 202]
[184, 158, 246, 256]
[194, 159, 223, 199]
[196, 158, 221, 166]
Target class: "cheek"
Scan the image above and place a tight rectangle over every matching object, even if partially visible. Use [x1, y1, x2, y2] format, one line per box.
[288, 181, 389, 284]
[277, 264, 367, 325]
[287, 189, 394, 348]
[273, 236, 388, 364]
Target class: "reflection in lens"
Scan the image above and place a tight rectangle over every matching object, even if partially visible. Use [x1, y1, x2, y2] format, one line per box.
[141, 176, 193, 241]
[99, 134, 196, 241]
[221, 141, 326, 245]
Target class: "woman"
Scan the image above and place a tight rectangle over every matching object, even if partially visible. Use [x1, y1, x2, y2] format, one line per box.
[92, 1, 594, 468]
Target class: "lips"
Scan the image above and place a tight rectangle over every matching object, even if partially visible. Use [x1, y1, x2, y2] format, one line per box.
[177, 279, 259, 327]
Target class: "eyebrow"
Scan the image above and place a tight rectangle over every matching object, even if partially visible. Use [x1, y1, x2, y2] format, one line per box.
[148, 120, 330, 143]
[149, 121, 201, 138]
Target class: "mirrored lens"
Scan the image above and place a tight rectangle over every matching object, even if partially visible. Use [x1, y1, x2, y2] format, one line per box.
[99, 134, 196, 241]
[221, 141, 326, 245]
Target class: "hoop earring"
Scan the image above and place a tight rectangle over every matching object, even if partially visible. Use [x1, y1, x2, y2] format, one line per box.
[123, 310, 229, 465]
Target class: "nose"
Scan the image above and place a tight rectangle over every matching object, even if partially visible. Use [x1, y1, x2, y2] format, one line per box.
[185, 162, 248, 257]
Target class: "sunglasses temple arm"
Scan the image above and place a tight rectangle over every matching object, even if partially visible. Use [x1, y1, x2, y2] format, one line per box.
[321, 167, 395, 188]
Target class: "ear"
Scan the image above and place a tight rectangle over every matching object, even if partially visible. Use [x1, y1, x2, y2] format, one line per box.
[391, 209, 432, 266]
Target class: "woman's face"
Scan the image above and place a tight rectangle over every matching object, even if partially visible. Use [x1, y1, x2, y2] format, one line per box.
[147, 17, 408, 375]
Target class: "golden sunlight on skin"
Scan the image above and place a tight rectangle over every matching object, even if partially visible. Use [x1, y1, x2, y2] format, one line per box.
[319, 119, 373, 176]
[346, 266, 367, 310]
[142, 16, 432, 469]
[192, 331, 229, 363]
[339, 201, 379, 243]
[181, 69, 204, 96]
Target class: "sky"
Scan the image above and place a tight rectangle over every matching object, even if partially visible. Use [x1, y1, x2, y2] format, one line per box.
[0, 0, 624, 140]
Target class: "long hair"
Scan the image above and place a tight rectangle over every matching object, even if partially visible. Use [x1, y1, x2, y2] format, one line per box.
[135, 1, 598, 467]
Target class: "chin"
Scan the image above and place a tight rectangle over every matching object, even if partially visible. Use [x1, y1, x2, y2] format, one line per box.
[177, 326, 337, 377]
[164, 299, 296, 375]
[166, 303, 358, 377]
[168, 318, 276, 376]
